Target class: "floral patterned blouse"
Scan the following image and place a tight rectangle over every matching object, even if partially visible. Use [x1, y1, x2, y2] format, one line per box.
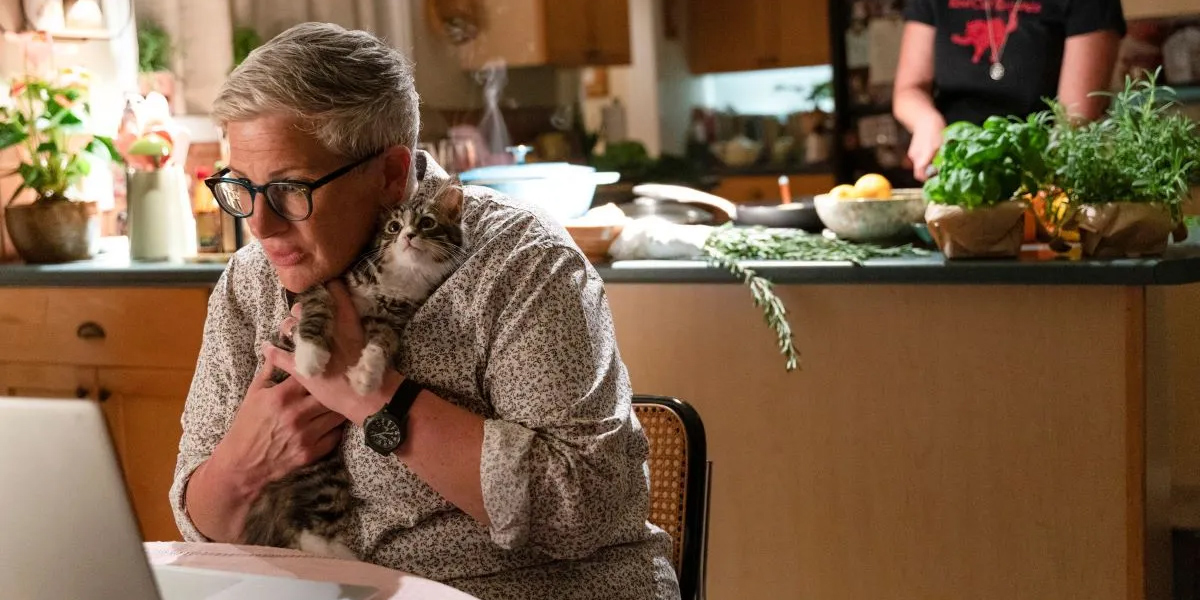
[170, 153, 680, 600]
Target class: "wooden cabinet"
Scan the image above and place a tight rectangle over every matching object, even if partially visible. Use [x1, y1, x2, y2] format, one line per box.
[777, 0, 831, 68]
[0, 287, 209, 542]
[688, 0, 830, 74]
[688, 0, 820, 73]
[100, 367, 194, 542]
[454, 0, 631, 70]
[1121, 0, 1199, 19]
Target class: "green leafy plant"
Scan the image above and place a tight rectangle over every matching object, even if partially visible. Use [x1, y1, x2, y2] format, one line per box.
[589, 140, 704, 185]
[924, 113, 1051, 209]
[1045, 70, 1200, 222]
[233, 26, 263, 68]
[809, 79, 834, 107]
[702, 226, 927, 372]
[137, 21, 172, 73]
[0, 69, 119, 205]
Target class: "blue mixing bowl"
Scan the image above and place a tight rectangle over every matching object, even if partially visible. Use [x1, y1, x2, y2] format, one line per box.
[459, 163, 620, 223]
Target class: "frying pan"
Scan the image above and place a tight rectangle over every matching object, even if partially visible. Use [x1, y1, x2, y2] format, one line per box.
[629, 184, 825, 232]
[616, 197, 718, 225]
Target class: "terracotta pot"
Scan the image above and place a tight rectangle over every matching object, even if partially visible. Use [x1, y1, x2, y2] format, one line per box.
[1077, 202, 1175, 258]
[924, 201, 1027, 259]
[5, 200, 100, 263]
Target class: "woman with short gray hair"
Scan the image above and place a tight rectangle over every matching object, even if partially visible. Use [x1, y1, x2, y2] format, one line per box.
[170, 22, 680, 600]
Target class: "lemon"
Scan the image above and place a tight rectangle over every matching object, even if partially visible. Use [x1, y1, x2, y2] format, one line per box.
[853, 174, 893, 199]
[829, 184, 857, 200]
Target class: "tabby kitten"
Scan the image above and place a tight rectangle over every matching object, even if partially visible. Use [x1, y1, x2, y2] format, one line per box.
[241, 165, 465, 559]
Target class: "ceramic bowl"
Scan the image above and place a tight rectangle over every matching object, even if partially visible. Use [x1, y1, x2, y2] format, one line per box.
[813, 190, 928, 242]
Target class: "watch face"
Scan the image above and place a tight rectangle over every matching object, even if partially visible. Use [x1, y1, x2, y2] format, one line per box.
[366, 414, 404, 453]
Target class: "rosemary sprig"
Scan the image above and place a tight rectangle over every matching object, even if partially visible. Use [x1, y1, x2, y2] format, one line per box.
[701, 226, 927, 372]
[703, 249, 800, 371]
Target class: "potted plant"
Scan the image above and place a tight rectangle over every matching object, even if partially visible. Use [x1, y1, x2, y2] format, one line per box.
[137, 20, 178, 113]
[922, 114, 1051, 259]
[233, 26, 263, 68]
[1, 67, 119, 263]
[1046, 71, 1199, 258]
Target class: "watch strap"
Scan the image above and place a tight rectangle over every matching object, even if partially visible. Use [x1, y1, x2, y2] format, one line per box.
[385, 377, 423, 422]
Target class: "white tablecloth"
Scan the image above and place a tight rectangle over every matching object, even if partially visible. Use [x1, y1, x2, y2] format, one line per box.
[144, 542, 479, 600]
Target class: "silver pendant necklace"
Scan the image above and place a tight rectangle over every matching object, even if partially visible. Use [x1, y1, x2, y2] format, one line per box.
[983, 0, 1023, 81]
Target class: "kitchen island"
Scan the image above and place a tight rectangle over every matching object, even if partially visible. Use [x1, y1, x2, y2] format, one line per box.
[2, 249, 1199, 600]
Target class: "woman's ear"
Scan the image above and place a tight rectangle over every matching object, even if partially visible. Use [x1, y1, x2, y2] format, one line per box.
[380, 146, 413, 205]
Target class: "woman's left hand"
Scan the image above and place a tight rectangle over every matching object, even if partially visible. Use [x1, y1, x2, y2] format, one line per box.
[264, 279, 390, 426]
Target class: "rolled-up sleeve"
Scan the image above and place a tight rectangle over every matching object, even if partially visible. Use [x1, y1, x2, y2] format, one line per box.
[169, 256, 258, 541]
[479, 244, 650, 560]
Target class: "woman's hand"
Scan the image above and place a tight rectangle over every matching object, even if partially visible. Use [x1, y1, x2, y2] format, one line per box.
[908, 113, 946, 182]
[187, 350, 346, 542]
[265, 279, 391, 426]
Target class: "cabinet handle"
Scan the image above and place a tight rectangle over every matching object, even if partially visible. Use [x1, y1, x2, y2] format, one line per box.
[98, 388, 111, 402]
[76, 321, 106, 340]
[75, 386, 89, 399]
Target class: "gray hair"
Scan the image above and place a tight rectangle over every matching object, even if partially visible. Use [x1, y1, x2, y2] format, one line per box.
[213, 22, 420, 158]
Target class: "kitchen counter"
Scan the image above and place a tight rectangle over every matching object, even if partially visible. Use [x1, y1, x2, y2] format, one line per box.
[5, 245, 1200, 287]
[4, 243, 1199, 599]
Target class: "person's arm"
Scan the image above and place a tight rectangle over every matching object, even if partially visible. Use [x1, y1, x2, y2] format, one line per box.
[263, 281, 491, 525]
[473, 245, 649, 559]
[893, 21, 945, 181]
[172, 255, 346, 543]
[170, 263, 256, 543]
[266, 246, 654, 559]
[1058, 0, 1126, 121]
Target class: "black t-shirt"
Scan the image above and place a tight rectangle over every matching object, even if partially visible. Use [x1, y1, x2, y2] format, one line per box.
[903, 0, 1126, 125]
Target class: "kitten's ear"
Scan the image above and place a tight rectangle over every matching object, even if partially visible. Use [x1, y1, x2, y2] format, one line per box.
[439, 184, 463, 223]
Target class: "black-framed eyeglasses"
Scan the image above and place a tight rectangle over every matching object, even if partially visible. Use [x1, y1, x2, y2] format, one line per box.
[205, 151, 382, 222]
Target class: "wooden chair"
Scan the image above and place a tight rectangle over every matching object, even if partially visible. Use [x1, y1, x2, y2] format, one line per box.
[632, 395, 711, 600]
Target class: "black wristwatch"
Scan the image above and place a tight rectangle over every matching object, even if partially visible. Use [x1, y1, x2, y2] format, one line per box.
[363, 377, 423, 455]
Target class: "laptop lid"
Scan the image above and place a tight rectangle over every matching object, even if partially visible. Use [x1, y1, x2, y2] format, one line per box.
[0, 397, 162, 600]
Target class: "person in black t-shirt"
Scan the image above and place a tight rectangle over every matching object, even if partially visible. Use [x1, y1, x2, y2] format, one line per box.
[893, 0, 1126, 181]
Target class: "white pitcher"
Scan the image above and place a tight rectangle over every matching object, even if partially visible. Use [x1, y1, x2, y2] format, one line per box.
[126, 166, 197, 262]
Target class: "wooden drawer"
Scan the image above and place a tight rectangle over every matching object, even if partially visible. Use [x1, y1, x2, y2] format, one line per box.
[0, 287, 210, 369]
[711, 173, 836, 203]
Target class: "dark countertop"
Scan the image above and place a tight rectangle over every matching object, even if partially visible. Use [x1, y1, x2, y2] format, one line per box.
[4, 245, 1200, 287]
[0, 253, 229, 287]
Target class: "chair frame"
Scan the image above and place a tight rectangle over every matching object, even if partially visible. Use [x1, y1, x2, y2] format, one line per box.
[633, 395, 710, 600]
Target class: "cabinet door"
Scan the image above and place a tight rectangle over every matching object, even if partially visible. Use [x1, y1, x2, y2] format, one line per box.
[777, 0, 830, 68]
[98, 367, 194, 543]
[688, 0, 763, 73]
[754, 0, 785, 69]
[456, 0, 548, 70]
[586, 0, 632, 65]
[544, 0, 592, 66]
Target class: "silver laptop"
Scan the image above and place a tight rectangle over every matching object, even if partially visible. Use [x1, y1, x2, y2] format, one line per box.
[0, 397, 377, 600]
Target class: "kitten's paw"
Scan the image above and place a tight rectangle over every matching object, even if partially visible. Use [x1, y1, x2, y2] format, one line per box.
[297, 531, 358, 561]
[294, 338, 331, 378]
[348, 344, 386, 395]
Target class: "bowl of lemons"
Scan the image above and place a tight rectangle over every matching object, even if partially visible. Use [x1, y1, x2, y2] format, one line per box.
[813, 174, 927, 242]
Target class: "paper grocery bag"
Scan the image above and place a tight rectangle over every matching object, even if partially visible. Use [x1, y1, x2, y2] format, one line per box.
[925, 201, 1026, 259]
[1077, 202, 1175, 258]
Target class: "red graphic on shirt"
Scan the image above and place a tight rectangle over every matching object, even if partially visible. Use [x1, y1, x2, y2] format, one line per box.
[950, 8, 1020, 64]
